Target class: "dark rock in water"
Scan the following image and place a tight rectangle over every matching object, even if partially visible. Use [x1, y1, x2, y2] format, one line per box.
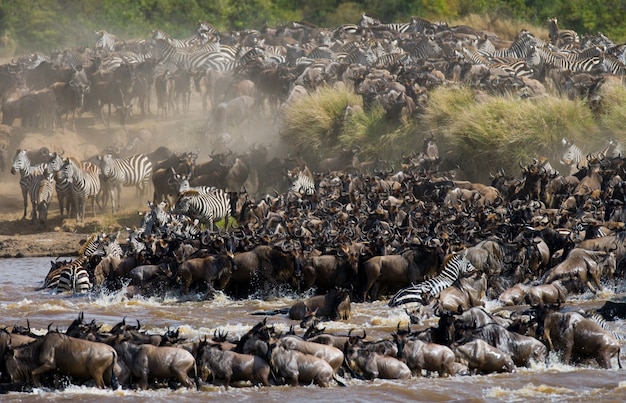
[597, 300, 626, 320]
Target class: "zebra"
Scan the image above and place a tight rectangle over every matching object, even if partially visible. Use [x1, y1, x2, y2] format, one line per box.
[547, 17, 580, 47]
[173, 188, 231, 230]
[29, 168, 55, 225]
[46, 151, 74, 217]
[560, 139, 616, 175]
[43, 233, 103, 291]
[95, 30, 117, 52]
[60, 157, 101, 222]
[11, 149, 47, 219]
[527, 45, 605, 77]
[177, 176, 217, 196]
[587, 312, 626, 341]
[288, 167, 316, 196]
[387, 252, 477, 308]
[98, 153, 153, 213]
[55, 257, 92, 294]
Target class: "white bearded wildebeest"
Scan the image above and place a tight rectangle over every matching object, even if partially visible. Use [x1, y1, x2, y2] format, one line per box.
[4, 331, 120, 389]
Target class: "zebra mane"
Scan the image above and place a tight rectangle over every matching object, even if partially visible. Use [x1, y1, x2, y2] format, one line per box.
[78, 233, 101, 257]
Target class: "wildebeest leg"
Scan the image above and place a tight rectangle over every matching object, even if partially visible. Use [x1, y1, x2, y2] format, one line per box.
[173, 368, 194, 389]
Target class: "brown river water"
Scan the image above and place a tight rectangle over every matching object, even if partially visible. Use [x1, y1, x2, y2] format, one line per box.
[1, 257, 626, 402]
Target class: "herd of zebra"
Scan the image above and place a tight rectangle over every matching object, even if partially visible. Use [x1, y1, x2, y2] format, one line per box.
[1, 12, 626, 136]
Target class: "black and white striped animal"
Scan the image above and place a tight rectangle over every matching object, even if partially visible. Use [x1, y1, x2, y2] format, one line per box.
[388, 252, 477, 308]
[288, 167, 316, 196]
[29, 168, 55, 226]
[60, 157, 101, 222]
[173, 189, 231, 230]
[95, 30, 117, 52]
[10, 149, 48, 219]
[46, 151, 74, 217]
[55, 257, 92, 294]
[98, 153, 153, 213]
[547, 17, 579, 47]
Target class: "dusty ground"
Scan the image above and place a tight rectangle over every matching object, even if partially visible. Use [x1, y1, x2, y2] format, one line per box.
[0, 88, 283, 258]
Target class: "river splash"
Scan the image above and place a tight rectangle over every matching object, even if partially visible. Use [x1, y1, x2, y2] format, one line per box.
[1, 257, 625, 402]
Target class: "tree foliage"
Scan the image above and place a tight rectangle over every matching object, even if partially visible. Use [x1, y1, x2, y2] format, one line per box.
[1, 0, 626, 53]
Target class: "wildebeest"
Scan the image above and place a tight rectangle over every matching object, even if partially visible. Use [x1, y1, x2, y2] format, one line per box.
[288, 288, 351, 321]
[361, 247, 439, 301]
[114, 340, 198, 389]
[4, 331, 119, 389]
[455, 323, 547, 367]
[543, 248, 616, 294]
[454, 339, 516, 375]
[436, 273, 487, 314]
[524, 281, 568, 306]
[0, 328, 36, 383]
[277, 335, 345, 372]
[344, 343, 411, 380]
[538, 308, 622, 369]
[197, 343, 271, 388]
[269, 342, 336, 387]
[176, 254, 234, 296]
[393, 328, 456, 377]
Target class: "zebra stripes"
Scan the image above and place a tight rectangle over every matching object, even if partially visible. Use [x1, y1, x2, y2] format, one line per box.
[11, 149, 48, 219]
[95, 30, 117, 52]
[173, 188, 231, 230]
[29, 169, 55, 225]
[290, 171, 316, 196]
[56, 257, 92, 294]
[99, 153, 153, 213]
[61, 157, 101, 221]
[46, 152, 74, 217]
[388, 252, 477, 307]
[547, 17, 579, 47]
[177, 176, 217, 195]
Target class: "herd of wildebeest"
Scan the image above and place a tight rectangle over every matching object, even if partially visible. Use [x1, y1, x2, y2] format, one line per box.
[2, 12, 626, 393]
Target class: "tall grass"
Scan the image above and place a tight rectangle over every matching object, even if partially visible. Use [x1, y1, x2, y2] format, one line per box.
[425, 87, 598, 179]
[280, 81, 624, 182]
[280, 86, 362, 159]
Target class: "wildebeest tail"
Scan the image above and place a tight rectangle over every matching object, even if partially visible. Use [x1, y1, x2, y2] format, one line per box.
[334, 374, 347, 387]
[250, 308, 290, 316]
[110, 352, 120, 390]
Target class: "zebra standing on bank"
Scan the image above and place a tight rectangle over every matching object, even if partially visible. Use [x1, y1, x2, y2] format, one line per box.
[60, 157, 101, 222]
[173, 188, 231, 230]
[11, 149, 48, 219]
[388, 252, 477, 308]
[29, 168, 55, 226]
[98, 153, 153, 213]
[46, 151, 74, 217]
